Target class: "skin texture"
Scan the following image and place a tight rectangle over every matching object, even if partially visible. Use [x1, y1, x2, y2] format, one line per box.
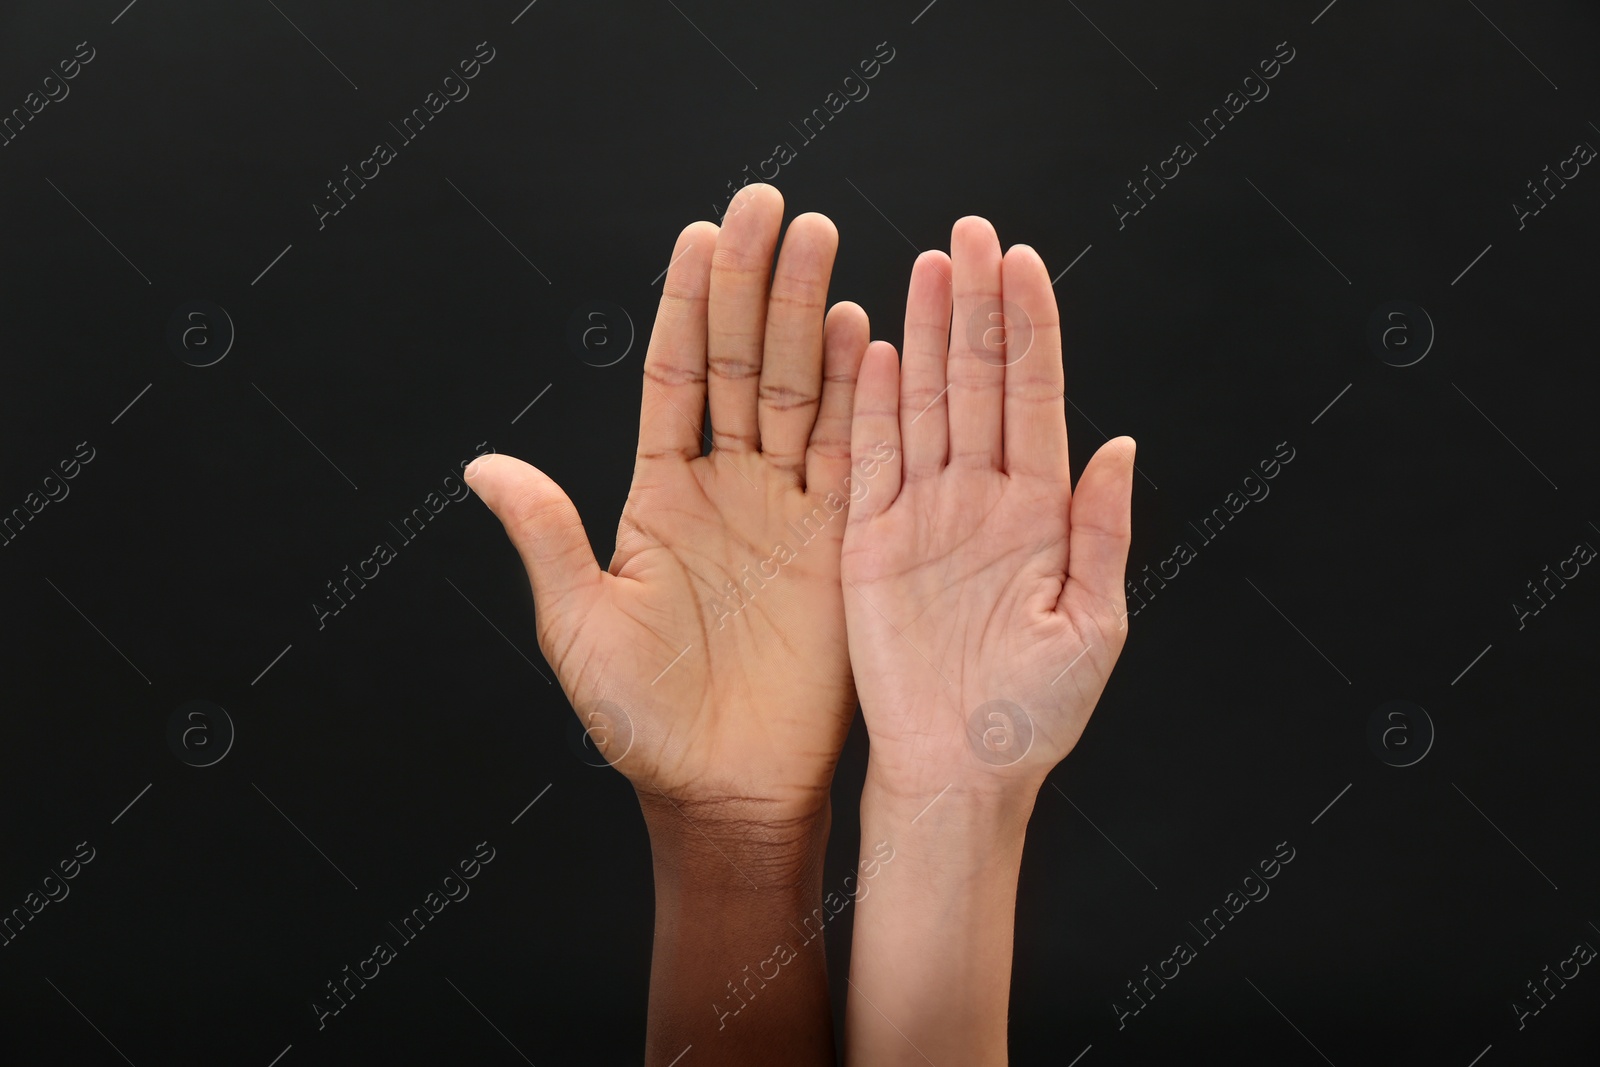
[465, 183, 867, 1065]
[841, 218, 1137, 1065]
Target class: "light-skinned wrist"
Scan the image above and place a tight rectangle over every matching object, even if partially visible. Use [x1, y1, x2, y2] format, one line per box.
[859, 763, 1036, 870]
[862, 754, 1039, 818]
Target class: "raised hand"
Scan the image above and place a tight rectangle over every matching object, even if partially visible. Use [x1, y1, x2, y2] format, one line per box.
[841, 217, 1135, 1066]
[465, 184, 869, 1065]
[843, 216, 1135, 801]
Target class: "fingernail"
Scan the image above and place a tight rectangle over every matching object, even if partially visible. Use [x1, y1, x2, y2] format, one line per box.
[464, 456, 484, 481]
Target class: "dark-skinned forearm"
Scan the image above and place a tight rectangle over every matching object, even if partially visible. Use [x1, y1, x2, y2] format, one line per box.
[639, 791, 836, 1066]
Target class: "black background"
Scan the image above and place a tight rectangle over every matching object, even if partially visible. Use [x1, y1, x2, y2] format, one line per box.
[2, 0, 1597, 1063]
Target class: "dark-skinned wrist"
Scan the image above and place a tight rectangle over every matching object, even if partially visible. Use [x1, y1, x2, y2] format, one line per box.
[636, 789, 836, 1066]
[636, 788, 831, 892]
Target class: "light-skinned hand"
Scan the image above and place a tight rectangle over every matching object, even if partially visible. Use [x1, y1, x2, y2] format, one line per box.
[840, 216, 1136, 1066]
[842, 216, 1136, 809]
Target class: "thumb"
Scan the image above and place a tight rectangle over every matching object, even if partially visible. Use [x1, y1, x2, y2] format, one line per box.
[1063, 436, 1136, 615]
[464, 453, 604, 628]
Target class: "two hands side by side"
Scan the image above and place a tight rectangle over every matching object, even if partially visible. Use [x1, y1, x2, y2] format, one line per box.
[462, 183, 1136, 1066]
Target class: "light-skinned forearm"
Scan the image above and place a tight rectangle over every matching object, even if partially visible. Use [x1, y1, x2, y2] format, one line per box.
[639, 791, 837, 1066]
[844, 769, 1036, 1067]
